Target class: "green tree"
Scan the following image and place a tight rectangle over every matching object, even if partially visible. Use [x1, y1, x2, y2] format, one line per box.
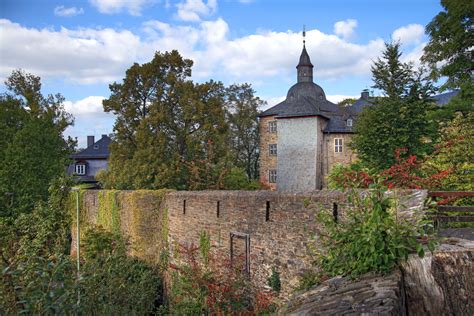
[423, 112, 474, 191]
[351, 42, 438, 170]
[423, 0, 473, 120]
[0, 70, 74, 216]
[225, 83, 263, 180]
[338, 98, 358, 107]
[101, 50, 230, 190]
[423, 0, 473, 91]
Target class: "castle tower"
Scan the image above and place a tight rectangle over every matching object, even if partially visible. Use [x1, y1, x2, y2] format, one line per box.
[296, 27, 314, 83]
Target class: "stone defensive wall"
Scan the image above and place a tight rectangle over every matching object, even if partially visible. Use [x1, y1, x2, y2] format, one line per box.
[70, 189, 426, 298]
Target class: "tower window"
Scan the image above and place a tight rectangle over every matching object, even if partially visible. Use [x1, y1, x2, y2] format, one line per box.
[335, 138, 343, 153]
[268, 120, 277, 133]
[269, 144, 277, 156]
[269, 170, 277, 183]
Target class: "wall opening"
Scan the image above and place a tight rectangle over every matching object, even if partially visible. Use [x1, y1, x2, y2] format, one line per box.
[230, 232, 250, 276]
[183, 200, 186, 215]
[333, 202, 338, 223]
[265, 201, 270, 222]
[217, 201, 220, 218]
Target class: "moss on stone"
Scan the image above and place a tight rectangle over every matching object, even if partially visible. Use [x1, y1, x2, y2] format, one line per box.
[97, 190, 121, 235]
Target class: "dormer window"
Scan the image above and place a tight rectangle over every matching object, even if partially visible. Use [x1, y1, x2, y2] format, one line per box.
[347, 119, 353, 127]
[93, 145, 99, 149]
[75, 164, 86, 175]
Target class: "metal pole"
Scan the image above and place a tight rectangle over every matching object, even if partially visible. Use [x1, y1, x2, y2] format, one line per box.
[73, 189, 81, 311]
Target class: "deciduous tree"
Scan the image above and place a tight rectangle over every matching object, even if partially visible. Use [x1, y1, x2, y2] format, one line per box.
[225, 83, 263, 180]
[0, 70, 74, 216]
[101, 50, 230, 190]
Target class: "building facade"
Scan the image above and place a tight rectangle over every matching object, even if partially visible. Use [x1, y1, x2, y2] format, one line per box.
[258, 43, 457, 191]
[68, 134, 111, 184]
[258, 44, 358, 191]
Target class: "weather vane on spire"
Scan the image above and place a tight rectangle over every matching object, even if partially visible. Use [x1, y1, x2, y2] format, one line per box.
[303, 24, 306, 45]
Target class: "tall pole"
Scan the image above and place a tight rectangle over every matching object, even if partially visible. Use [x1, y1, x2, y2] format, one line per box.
[73, 188, 81, 311]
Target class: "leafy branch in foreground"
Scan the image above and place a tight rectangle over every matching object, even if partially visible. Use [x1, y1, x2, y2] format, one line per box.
[305, 186, 435, 287]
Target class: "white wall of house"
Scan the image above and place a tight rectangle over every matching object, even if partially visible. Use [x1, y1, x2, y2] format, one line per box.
[277, 117, 319, 191]
[85, 159, 108, 177]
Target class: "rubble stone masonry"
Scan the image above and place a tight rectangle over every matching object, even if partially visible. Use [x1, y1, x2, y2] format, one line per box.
[259, 116, 278, 190]
[71, 189, 426, 300]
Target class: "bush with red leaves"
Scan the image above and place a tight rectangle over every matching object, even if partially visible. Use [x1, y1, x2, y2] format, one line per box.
[168, 243, 276, 315]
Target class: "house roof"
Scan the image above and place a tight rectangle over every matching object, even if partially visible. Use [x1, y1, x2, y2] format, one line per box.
[258, 45, 355, 133]
[297, 45, 313, 68]
[70, 135, 111, 159]
[258, 44, 459, 134]
[432, 90, 459, 105]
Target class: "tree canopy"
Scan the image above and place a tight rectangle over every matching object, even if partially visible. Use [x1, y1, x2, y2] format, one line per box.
[225, 83, 264, 180]
[351, 42, 438, 170]
[423, 0, 473, 91]
[0, 70, 74, 216]
[99, 50, 261, 190]
[422, 0, 473, 119]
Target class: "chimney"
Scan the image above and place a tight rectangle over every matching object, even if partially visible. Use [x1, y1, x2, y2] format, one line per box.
[361, 90, 369, 100]
[87, 136, 95, 147]
[101, 134, 107, 139]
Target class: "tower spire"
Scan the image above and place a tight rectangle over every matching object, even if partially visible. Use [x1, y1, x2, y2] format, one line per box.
[303, 25, 306, 46]
[296, 25, 313, 83]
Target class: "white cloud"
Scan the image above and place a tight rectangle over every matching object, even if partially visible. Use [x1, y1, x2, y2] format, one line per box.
[334, 19, 357, 40]
[0, 19, 144, 84]
[89, 0, 154, 16]
[64, 96, 106, 116]
[64, 96, 114, 147]
[392, 24, 424, 45]
[326, 94, 359, 104]
[0, 18, 426, 87]
[54, 6, 84, 17]
[175, 0, 217, 22]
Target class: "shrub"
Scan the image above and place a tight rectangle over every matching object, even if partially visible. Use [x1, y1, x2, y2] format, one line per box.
[0, 179, 163, 315]
[79, 227, 162, 315]
[267, 267, 281, 293]
[312, 186, 435, 278]
[327, 163, 375, 190]
[169, 242, 276, 315]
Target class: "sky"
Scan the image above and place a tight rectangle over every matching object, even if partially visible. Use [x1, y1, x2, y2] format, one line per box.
[0, 0, 443, 147]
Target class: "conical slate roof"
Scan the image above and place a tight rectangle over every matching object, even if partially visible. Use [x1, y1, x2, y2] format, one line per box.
[297, 45, 313, 68]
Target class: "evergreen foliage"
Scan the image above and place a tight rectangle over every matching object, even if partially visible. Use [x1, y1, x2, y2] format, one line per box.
[351, 42, 438, 170]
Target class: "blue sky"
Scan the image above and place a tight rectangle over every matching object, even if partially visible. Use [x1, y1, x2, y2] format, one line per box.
[0, 0, 443, 147]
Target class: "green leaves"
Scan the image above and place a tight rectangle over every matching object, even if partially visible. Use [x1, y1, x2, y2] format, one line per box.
[0, 70, 74, 217]
[100, 52, 262, 190]
[352, 43, 438, 171]
[312, 187, 436, 279]
[423, 0, 474, 91]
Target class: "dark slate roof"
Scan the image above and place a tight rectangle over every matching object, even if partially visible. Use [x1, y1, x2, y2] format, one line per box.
[297, 45, 313, 68]
[323, 116, 354, 133]
[347, 90, 459, 114]
[432, 90, 459, 105]
[259, 82, 338, 119]
[70, 135, 111, 159]
[258, 81, 355, 133]
[350, 97, 374, 113]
